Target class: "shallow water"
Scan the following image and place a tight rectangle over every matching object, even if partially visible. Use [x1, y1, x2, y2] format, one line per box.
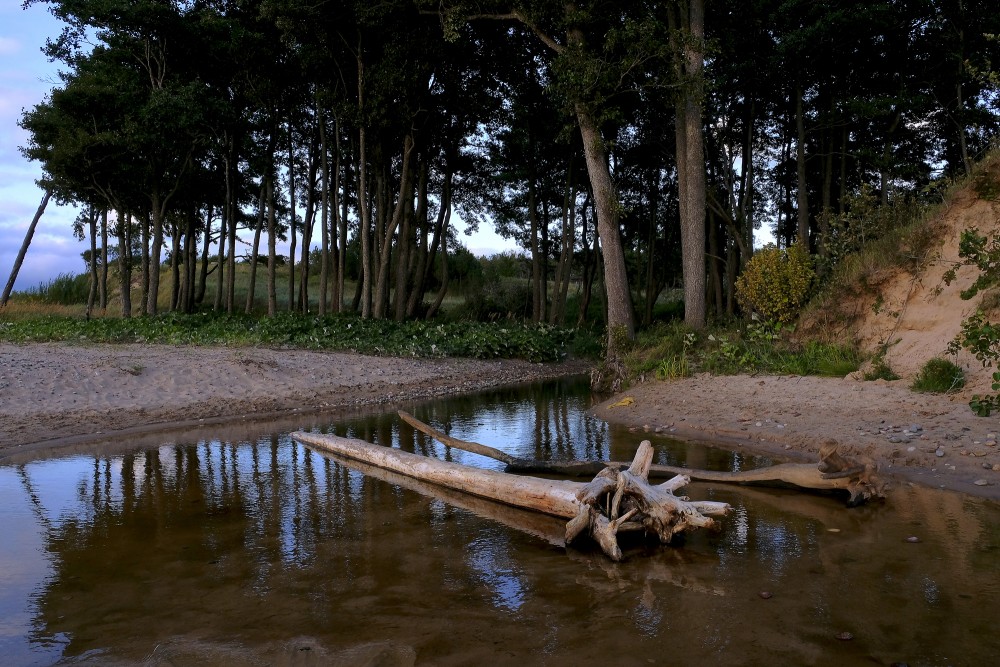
[2, 378, 999, 666]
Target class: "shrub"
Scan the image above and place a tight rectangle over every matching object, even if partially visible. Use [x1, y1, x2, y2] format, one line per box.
[19, 273, 91, 305]
[735, 243, 815, 324]
[946, 229, 1000, 415]
[911, 358, 965, 393]
[863, 357, 900, 382]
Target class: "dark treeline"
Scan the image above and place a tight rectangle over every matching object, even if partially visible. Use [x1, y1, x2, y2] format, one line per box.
[17, 0, 1000, 357]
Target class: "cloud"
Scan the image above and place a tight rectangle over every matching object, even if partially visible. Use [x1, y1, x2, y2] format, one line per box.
[0, 37, 20, 56]
[0, 208, 86, 293]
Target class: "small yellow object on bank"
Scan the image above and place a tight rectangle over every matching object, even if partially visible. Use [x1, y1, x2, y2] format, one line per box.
[609, 396, 635, 408]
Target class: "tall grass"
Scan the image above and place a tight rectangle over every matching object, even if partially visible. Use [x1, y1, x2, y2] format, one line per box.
[625, 321, 863, 383]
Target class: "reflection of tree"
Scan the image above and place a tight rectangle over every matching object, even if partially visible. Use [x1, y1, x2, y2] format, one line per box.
[13, 380, 1000, 665]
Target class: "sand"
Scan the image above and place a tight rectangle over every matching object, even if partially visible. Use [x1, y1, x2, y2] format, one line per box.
[0, 342, 589, 460]
[3, 341, 999, 501]
[593, 372, 1000, 501]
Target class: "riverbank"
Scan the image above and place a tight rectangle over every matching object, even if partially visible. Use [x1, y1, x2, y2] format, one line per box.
[0, 342, 589, 460]
[3, 342, 999, 501]
[594, 373, 1000, 501]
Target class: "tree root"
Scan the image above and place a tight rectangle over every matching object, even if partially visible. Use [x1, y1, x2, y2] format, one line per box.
[566, 441, 729, 561]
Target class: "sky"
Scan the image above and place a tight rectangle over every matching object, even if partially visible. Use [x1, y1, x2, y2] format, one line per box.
[0, 2, 84, 293]
[0, 4, 520, 294]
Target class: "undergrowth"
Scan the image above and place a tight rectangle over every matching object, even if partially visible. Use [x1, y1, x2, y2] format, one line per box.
[625, 320, 863, 383]
[0, 312, 586, 364]
[911, 357, 965, 393]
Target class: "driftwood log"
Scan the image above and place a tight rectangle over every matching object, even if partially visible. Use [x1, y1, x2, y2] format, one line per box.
[291, 430, 729, 561]
[397, 411, 886, 506]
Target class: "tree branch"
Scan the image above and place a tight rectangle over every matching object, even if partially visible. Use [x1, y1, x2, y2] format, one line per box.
[420, 7, 565, 53]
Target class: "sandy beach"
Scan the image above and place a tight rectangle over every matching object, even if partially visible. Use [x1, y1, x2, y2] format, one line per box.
[0, 342, 589, 460]
[592, 372, 1000, 501]
[2, 342, 1000, 501]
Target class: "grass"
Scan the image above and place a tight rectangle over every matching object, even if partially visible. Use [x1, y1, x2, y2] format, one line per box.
[911, 357, 966, 393]
[624, 320, 864, 383]
[0, 310, 579, 363]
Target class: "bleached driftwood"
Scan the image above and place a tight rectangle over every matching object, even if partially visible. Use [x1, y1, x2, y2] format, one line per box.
[397, 411, 885, 506]
[291, 430, 728, 561]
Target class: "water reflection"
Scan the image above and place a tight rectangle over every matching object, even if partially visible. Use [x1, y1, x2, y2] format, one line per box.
[1, 377, 999, 666]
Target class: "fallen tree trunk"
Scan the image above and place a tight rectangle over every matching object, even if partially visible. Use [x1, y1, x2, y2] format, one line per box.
[397, 411, 885, 506]
[291, 430, 729, 561]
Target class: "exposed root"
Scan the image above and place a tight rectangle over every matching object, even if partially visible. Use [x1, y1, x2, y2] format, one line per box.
[565, 440, 730, 560]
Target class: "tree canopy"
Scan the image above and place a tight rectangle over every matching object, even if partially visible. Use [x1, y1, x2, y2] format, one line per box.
[16, 0, 1000, 339]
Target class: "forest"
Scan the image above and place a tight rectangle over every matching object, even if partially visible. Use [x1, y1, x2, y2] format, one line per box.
[12, 0, 1000, 359]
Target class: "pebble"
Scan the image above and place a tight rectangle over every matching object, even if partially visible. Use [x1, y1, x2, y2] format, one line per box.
[975, 479, 990, 486]
[935, 448, 945, 457]
[758, 591, 773, 599]
[835, 632, 854, 641]
[906, 536, 920, 543]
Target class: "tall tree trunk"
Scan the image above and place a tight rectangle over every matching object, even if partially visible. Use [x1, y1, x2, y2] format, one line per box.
[358, 124, 372, 318]
[374, 134, 415, 319]
[319, 110, 331, 316]
[224, 143, 238, 313]
[141, 211, 150, 312]
[395, 160, 425, 321]
[196, 206, 212, 305]
[266, 177, 278, 316]
[880, 107, 902, 206]
[529, 178, 543, 323]
[574, 103, 634, 346]
[708, 213, 722, 316]
[670, 0, 707, 329]
[407, 163, 437, 319]
[739, 99, 755, 263]
[643, 171, 659, 326]
[839, 127, 849, 215]
[819, 126, 834, 263]
[117, 210, 132, 317]
[955, 0, 972, 174]
[213, 203, 225, 310]
[795, 86, 809, 249]
[576, 194, 597, 328]
[288, 126, 297, 312]
[146, 193, 165, 316]
[551, 161, 576, 325]
[185, 210, 197, 312]
[337, 134, 350, 313]
[246, 179, 267, 314]
[87, 208, 98, 318]
[99, 209, 108, 311]
[170, 219, 181, 311]
[298, 138, 319, 313]
[1, 189, 50, 307]
[426, 205, 451, 320]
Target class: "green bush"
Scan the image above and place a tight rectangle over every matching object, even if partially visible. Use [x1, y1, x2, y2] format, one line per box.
[19, 273, 91, 305]
[735, 244, 815, 324]
[911, 358, 965, 393]
[946, 229, 1000, 415]
[0, 311, 578, 363]
[863, 357, 900, 382]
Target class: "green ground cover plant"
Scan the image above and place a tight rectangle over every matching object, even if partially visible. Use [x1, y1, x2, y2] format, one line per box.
[0, 312, 581, 364]
[625, 320, 862, 384]
[910, 357, 966, 393]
